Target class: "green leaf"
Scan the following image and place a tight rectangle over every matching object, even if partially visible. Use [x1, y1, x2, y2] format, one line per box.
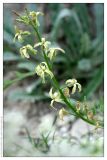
[3, 8, 14, 35]
[25, 127, 36, 147]
[54, 56, 68, 64]
[77, 58, 92, 72]
[80, 33, 91, 55]
[81, 66, 104, 99]
[91, 33, 104, 56]
[51, 8, 83, 40]
[4, 30, 14, 44]
[73, 4, 90, 34]
[93, 4, 104, 36]
[26, 79, 41, 94]
[26, 3, 37, 11]
[4, 71, 35, 89]
[8, 89, 48, 103]
[17, 62, 36, 71]
[3, 52, 21, 61]
[92, 54, 103, 67]
[48, 4, 64, 21]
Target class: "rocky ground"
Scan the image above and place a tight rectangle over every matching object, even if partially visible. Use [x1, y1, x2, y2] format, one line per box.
[3, 79, 104, 157]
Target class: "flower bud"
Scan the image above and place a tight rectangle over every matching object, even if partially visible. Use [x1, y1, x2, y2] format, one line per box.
[87, 111, 94, 120]
[76, 101, 81, 113]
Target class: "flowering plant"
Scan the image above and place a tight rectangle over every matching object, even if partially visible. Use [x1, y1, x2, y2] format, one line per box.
[13, 8, 103, 129]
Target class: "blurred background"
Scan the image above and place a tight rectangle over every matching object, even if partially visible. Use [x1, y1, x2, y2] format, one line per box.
[3, 3, 104, 157]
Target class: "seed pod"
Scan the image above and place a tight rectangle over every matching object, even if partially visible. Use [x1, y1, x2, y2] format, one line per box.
[76, 101, 81, 112]
[95, 121, 100, 130]
[63, 87, 70, 97]
[87, 111, 94, 120]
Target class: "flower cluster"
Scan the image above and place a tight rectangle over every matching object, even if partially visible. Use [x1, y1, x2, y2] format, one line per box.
[48, 78, 82, 120]
[16, 11, 43, 26]
[35, 62, 53, 83]
[16, 15, 30, 25]
[75, 100, 98, 125]
[13, 26, 31, 43]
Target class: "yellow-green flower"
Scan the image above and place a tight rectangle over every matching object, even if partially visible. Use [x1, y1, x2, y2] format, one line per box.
[29, 11, 43, 26]
[58, 108, 69, 120]
[34, 38, 51, 51]
[35, 62, 53, 83]
[20, 44, 37, 58]
[49, 88, 63, 109]
[13, 26, 31, 43]
[47, 48, 65, 60]
[65, 79, 82, 94]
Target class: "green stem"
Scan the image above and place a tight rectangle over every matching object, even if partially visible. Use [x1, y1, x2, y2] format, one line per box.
[25, 9, 103, 127]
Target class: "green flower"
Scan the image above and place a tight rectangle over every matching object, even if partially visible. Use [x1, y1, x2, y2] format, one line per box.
[29, 11, 43, 27]
[13, 26, 31, 43]
[49, 88, 63, 110]
[34, 38, 51, 51]
[47, 48, 65, 60]
[65, 79, 82, 94]
[35, 62, 53, 83]
[20, 44, 37, 58]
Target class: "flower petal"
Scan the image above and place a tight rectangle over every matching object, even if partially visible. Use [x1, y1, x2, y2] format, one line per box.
[34, 42, 42, 48]
[47, 48, 65, 60]
[49, 88, 53, 99]
[72, 84, 76, 94]
[50, 100, 57, 110]
[76, 83, 82, 92]
[66, 79, 77, 87]
[45, 69, 53, 79]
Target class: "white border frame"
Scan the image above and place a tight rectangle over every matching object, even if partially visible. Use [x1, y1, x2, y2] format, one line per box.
[0, 0, 106, 159]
